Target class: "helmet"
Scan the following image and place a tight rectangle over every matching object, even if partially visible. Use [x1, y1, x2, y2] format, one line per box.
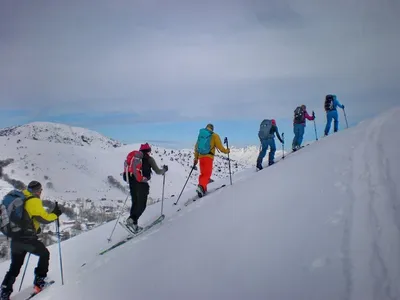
[271, 119, 276, 126]
[139, 143, 151, 152]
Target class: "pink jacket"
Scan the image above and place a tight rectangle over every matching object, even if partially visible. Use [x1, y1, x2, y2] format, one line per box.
[294, 109, 315, 125]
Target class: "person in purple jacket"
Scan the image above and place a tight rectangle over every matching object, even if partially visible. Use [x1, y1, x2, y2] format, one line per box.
[292, 104, 315, 151]
[324, 94, 345, 136]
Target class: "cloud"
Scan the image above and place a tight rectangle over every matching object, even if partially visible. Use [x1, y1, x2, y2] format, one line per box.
[0, 0, 399, 124]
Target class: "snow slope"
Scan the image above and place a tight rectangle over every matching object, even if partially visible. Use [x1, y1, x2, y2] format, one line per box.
[2, 108, 399, 300]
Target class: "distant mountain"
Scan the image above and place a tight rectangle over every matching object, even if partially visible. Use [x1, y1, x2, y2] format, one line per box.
[0, 122, 122, 149]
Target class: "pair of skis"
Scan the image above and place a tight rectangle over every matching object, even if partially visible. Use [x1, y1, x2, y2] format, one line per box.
[176, 184, 226, 212]
[99, 214, 165, 255]
[99, 184, 227, 255]
[13, 280, 55, 300]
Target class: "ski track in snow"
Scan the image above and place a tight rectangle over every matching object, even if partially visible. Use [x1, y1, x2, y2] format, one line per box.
[349, 113, 400, 300]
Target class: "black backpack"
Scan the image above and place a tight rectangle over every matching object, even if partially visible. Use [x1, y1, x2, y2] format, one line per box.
[324, 95, 334, 111]
[294, 106, 305, 123]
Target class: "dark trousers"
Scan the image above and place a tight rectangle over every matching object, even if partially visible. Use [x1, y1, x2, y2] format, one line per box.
[128, 178, 150, 224]
[1, 238, 50, 293]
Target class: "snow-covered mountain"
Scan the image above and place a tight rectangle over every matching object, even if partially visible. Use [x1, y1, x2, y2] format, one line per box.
[0, 122, 122, 149]
[1, 107, 399, 300]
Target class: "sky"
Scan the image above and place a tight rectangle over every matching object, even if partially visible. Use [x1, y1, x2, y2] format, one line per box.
[0, 0, 399, 148]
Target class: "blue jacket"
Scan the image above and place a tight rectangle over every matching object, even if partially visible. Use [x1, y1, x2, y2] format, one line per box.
[332, 95, 344, 110]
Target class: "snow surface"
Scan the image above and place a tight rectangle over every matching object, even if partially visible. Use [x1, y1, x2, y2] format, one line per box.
[2, 108, 400, 300]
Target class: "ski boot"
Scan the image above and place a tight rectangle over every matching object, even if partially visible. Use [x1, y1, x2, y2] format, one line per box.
[126, 218, 143, 233]
[196, 185, 205, 198]
[0, 289, 11, 300]
[33, 275, 52, 294]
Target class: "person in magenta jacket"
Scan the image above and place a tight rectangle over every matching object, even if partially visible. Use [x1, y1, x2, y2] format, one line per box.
[292, 104, 315, 151]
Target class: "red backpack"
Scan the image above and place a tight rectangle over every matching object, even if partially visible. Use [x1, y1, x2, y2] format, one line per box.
[124, 150, 146, 182]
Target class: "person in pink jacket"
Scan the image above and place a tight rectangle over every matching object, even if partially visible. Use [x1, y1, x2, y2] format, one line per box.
[292, 104, 315, 151]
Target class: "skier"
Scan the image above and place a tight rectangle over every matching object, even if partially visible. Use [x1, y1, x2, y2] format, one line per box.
[324, 94, 345, 136]
[1, 181, 62, 300]
[292, 104, 315, 151]
[123, 143, 168, 232]
[193, 124, 230, 197]
[256, 119, 284, 170]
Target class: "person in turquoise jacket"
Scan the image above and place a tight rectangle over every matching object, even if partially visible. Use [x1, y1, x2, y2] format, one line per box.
[324, 94, 345, 136]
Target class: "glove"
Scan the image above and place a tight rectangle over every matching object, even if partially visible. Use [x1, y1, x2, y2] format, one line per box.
[226, 148, 230, 154]
[52, 203, 62, 217]
[312, 111, 316, 118]
[342, 105, 345, 109]
[37, 227, 42, 234]
[163, 165, 168, 172]
[122, 172, 127, 182]
[193, 159, 198, 166]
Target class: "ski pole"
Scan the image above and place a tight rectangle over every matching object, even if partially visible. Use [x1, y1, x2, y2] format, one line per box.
[107, 193, 129, 242]
[224, 137, 232, 185]
[160, 173, 166, 215]
[18, 253, 31, 291]
[312, 111, 318, 141]
[343, 108, 349, 128]
[173, 166, 195, 205]
[55, 202, 64, 285]
[282, 133, 285, 160]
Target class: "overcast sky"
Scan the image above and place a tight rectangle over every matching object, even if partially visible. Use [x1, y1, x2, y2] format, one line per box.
[0, 0, 399, 146]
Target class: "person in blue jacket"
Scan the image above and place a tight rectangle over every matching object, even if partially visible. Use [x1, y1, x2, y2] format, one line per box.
[324, 94, 345, 136]
[256, 119, 283, 170]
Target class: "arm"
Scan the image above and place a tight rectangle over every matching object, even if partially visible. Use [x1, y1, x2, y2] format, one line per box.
[274, 126, 283, 143]
[194, 142, 199, 160]
[213, 133, 229, 154]
[28, 198, 58, 224]
[334, 98, 344, 109]
[304, 111, 315, 121]
[148, 156, 165, 175]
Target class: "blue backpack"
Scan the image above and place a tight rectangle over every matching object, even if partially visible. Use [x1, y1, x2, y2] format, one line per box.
[196, 128, 213, 155]
[0, 190, 33, 238]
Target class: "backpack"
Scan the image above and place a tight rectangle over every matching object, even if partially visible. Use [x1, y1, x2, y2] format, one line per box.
[124, 150, 146, 182]
[325, 94, 334, 111]
[294, 106, 305, 123]
[196, 128, 213, 155]
[0, 190, 33, 238]
[258, 119, 274, 139]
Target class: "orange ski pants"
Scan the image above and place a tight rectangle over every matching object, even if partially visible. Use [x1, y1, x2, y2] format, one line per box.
[199, 157, 213, 192]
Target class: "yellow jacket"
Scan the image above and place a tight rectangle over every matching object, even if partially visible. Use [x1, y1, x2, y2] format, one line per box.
[194, 131, 229, 160]
[23, 189, 58, 233]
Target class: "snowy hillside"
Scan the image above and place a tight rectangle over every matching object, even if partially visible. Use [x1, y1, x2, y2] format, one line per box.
[0, 121, 266, 201]
[2, 107, 398, 300]
[0, 122, 122, 149]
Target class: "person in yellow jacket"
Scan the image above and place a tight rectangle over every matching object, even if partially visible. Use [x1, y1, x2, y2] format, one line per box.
[193, 124, 230, 197]
[1, 181, 62, 299]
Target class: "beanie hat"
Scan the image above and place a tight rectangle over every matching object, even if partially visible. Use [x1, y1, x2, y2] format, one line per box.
[139, 143, 151, 152]
[28, 180, 42, 193]
[206, 123, 214, 131]
[271, 119, 276, 126]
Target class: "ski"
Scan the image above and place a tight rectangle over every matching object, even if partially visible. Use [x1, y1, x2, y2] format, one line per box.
[99, 214, 165, 255]
[177, 184, 226, 211]
[23, 280, 55, 300]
